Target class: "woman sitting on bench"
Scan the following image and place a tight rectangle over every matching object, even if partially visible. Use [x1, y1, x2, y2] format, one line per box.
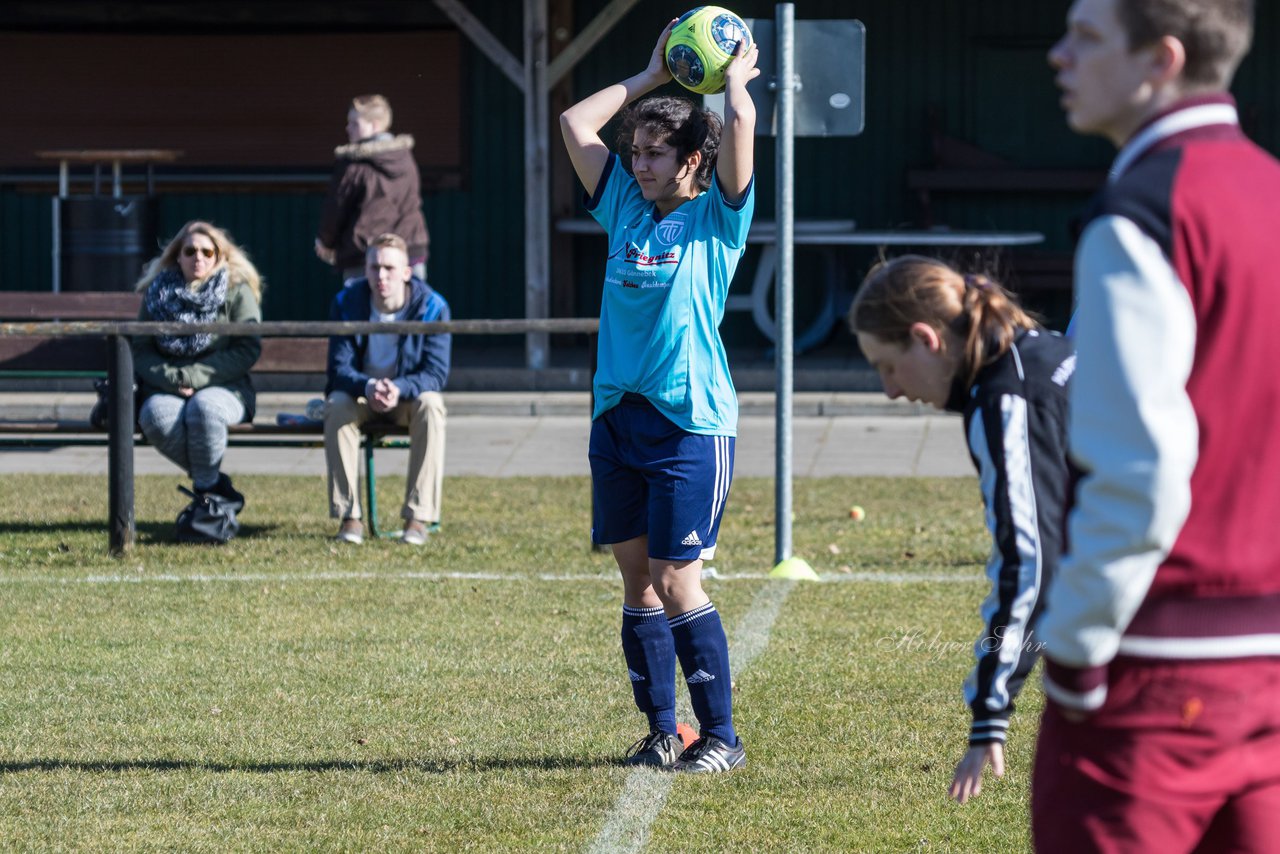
[131, 220, 263, 529]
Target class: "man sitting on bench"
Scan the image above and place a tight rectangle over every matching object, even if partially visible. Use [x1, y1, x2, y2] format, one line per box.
[323, 232, 451, 545]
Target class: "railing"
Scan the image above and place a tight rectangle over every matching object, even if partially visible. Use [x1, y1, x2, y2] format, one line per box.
[0, 318, 600, 555]
[0, 318, 600, 338]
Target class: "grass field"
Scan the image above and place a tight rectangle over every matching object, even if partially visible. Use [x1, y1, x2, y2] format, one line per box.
[0, 473, 1040, 852]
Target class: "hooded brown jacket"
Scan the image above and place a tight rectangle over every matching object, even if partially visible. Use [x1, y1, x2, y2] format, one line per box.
[317, 134, 430, 269]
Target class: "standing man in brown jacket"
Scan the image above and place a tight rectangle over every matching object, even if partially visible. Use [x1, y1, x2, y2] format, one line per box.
[315, 94, 430, 282]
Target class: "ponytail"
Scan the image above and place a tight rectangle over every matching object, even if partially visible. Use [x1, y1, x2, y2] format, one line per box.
[849, 256, 1036, 388]
[954, 272, 1036, 387]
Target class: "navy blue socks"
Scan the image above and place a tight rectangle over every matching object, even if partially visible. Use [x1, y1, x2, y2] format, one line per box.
[669, 602, 737, 744]
[620, 605, 677, 735]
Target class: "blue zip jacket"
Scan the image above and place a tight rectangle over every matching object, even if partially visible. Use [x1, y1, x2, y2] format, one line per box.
[325, 277, 451, 399]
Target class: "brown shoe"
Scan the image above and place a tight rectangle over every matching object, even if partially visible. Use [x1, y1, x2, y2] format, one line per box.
[402, 519, 428, 546]
[335, 518, 364, 544]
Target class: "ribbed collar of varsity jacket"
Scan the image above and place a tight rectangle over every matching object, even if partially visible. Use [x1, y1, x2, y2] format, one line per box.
[1109, 93, 1239, 183]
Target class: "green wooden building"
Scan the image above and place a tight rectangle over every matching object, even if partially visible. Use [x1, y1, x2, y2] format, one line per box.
[2, 1, 1277, 354]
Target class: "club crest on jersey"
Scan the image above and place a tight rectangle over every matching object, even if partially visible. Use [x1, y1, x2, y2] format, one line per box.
[655, 212, 687, 246]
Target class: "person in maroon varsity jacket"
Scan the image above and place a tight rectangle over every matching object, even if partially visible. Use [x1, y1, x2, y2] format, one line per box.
[1036, 0, 1280, 850]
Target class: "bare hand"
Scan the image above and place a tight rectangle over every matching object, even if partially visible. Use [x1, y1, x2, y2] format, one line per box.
[314, 238, 336, 265]
[644, 19, 678, 83]
[379, 381, 401, 411]
[178, 385, 194, 398]
[724, 39, 761, 91]
[369, 378, 399, 413]
[948, 742, 1005, 804]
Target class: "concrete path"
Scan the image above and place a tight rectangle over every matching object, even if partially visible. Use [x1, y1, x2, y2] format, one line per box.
[0, 392, 972, 479]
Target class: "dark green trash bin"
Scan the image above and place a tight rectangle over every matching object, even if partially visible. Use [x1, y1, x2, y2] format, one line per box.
[59, 195, 159, 291]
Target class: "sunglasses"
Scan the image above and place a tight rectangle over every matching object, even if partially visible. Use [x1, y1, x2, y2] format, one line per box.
[182, 246, 217, 259]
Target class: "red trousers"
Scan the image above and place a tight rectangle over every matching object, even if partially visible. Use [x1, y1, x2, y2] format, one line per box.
[1032, 657, 1280, 853]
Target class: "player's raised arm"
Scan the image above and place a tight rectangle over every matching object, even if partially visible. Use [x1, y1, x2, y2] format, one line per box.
[560, 20, 677, 198]
[716, 39, 759, 203]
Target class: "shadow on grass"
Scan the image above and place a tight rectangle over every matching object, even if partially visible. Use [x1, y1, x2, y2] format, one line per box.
[0, 755, 616, 774]
[133, 523, 281, 544]
[0, 521, 280, 543]
[0, 521, 105, 536]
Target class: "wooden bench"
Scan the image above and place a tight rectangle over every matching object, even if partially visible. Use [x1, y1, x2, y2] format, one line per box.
[906, 167, 1107, 228]
[899, 116, 1095, 311]
[0, 290, 412, 538]
[906, 115, 1107, 229]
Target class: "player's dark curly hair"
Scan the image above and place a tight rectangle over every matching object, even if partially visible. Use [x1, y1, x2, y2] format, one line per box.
[616, 96, 721, 191]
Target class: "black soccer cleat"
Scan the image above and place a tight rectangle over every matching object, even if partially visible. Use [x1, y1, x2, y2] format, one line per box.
[670, 734, 746, 773]
[623, 730, 683, 768]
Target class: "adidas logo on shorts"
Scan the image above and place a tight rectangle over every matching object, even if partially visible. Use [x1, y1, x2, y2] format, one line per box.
[686, 669, 715, 684]
[681, 530, 703, 546]
[628, 669, 646, 682]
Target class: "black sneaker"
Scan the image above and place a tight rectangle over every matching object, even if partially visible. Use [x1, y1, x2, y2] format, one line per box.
[671, 735, 746, 773]
[623, 730, 683, 768]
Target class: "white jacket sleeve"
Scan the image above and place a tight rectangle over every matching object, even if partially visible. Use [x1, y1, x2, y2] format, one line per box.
[1039, 214, 1198, 709]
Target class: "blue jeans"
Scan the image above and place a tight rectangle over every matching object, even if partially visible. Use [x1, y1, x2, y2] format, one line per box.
[139, 387, 245, 489]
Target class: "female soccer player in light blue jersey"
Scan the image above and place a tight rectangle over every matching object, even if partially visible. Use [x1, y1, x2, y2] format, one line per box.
[560, 19, 758, 773]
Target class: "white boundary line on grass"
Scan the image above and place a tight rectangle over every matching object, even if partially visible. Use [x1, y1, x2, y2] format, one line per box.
[587, 579, 796, 854]
[0, 570, 979, 586]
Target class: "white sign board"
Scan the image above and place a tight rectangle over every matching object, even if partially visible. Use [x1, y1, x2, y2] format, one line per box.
[705, 18, 865, 138]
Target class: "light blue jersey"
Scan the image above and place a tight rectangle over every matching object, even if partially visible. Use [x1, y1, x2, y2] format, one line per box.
[586, 154, 755, 435]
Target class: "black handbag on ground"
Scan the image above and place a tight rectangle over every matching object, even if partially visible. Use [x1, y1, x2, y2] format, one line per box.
[175, 485, 240, 544]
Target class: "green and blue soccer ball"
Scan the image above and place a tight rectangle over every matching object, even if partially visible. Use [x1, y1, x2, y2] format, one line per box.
[665, 6, 753, 95]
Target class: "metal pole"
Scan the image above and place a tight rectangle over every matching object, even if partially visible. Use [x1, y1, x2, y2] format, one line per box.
[51, 197, 61, 294]
[773, 4, 796, 564]
[365, 439, 380, 538]
[107, 335, 135, 555]
[53, 161, 68, 294]
[524, 0, 550, 370]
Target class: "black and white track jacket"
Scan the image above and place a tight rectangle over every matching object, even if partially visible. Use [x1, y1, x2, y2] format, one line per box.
[946, 328, 1076, 746]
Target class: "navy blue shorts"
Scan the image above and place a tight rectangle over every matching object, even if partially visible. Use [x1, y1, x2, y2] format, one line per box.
[589, 393, 735, 561]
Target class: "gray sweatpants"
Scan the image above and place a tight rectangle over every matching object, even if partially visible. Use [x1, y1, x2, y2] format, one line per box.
[139, 387, 245, 490]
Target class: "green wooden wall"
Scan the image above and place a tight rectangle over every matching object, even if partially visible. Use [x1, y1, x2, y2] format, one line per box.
[566, 0, 1280, 334]
[3, 0, 1278, 339]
